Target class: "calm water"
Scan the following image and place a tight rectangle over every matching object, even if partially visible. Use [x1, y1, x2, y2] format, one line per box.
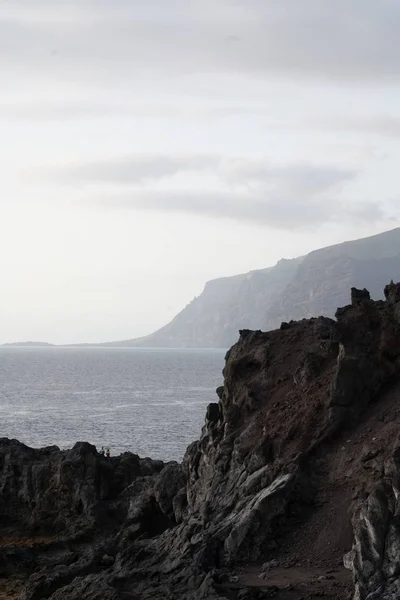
[0, 347, 226, 462]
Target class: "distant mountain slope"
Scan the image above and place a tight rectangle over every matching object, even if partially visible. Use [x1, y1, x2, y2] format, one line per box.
[105, 227, 400, 348]
[116, 257, 303, 349]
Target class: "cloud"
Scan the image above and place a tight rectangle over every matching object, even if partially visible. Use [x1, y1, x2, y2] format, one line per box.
[0, 103, 135, 121]
[0, 102, 271, 122]
[315, 116, 400, 138]
[218, 160, 356, 194]
[46, 154, 357, 190]
[2, 0, 400, 85]
[41, 152, 381, 230]
[49, 155, 218, 184]
[95, 190, 386, 231]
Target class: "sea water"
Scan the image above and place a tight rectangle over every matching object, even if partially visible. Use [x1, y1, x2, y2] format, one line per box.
[0, 347, 226, 462]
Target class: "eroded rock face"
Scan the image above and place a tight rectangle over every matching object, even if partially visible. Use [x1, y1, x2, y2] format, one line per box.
[2, 284, 400, 600]
[346, 440, 400, 600]
[0, 440, 165, 535]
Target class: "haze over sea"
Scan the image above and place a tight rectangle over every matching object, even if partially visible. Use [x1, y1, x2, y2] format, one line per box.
[0, 347, 226, 462]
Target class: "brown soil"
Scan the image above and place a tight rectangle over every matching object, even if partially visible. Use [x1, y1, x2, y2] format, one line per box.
[288, 377, 400, 567]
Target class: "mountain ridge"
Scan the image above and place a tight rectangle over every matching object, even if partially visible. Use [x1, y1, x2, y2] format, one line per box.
[102, 226, 400, 348]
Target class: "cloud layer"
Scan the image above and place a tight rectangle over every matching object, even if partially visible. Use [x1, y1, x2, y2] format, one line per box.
[101, 190, 385, 231]
[6, 0, 398, 236]
[2, 0, 400, 344]
[2, 0, 400, 84]
[43, 153, 389, 230]
[53, 154, 356, 188]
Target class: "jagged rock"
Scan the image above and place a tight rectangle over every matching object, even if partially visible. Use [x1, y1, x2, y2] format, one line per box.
[224, 473, 295, 562]
[154, 462, 186, 521]
[348, 436, 400, 599]
[206, 402, 220, 424]
[385, 280, 400, 305]
[2, 283, 400, 599]
[351, 287, 371, 306]
[0, 440, 163, 535]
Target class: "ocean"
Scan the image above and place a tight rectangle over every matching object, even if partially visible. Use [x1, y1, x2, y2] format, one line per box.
[0, 347, 226, 462]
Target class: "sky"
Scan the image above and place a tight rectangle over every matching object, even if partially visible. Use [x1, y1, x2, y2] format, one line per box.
[1, 0, 400, 344]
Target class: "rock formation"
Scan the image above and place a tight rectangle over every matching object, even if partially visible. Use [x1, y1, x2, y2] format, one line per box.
[2, 283, 400, 599]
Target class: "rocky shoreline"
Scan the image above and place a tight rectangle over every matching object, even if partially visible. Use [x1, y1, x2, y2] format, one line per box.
[2, 282, 400, 599]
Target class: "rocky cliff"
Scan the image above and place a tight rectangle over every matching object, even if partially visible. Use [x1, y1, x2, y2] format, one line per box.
[3, 283, 400, 599]
[113, 257, 303, 348]
[111, 227, 400, 348]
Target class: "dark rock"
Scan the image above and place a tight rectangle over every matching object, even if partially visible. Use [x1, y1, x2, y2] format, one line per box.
[239, 329, 252, 339]
[216, 386, 224, 400]
[385, 280, 400, 304]
[351, 287, 371, 306]
[101, 554, 114, 567]
[154, 462, 186, 522]
[206, 403, 220, 424]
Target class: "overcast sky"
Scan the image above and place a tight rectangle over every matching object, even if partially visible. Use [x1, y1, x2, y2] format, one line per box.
[1, 0, 400, 343]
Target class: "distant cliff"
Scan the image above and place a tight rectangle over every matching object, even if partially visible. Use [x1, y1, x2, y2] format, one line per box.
[119, 257, 303, 348]
[112, 227, 400, 348]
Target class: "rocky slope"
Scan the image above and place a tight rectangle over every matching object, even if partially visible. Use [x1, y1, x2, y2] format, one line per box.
[2, 282, 400, 599]
[114, 227, 400, 348]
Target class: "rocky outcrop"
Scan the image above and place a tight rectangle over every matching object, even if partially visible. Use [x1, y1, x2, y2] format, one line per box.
[3, 283, 400, 599]
[0, 440, 166, 536]
[0, 441, 170, 599]
[340, 283, 400, 600]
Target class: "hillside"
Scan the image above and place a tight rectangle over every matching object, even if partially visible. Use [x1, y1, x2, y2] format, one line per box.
[112, 227, 400, 348]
